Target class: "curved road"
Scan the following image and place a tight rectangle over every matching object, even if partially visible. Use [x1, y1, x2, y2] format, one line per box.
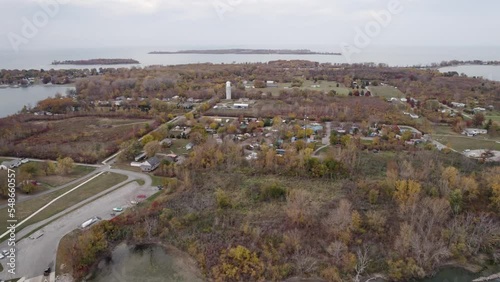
[0, 166, 155, 281]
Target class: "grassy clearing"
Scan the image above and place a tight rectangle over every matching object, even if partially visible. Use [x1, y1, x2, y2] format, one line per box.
[368, 85, 405, 98]
[485, 115, 500, 123]
[0, 172, 127, 235]
[166, 138, 191, 156]
[36, 165, 96, 187]
[245, 80, 351, 97]
[151, 175, 168, 187]
[433, 136, 500, 152]
[111, 161, 142, 173]
[433, 125, 456, 135]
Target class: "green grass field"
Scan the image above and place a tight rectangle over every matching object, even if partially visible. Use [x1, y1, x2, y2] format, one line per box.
[36, 164, 96, 187]
[368, 85, 405, 98]
[0, 172, 127, 236]
[432, 125, 456, 135]
[485, 115, 500, 123]
[433, 135, 500, 152]
[246, 80, 351, 97]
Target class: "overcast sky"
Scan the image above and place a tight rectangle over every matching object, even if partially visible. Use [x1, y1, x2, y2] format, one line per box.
[1, 0, 499, 51]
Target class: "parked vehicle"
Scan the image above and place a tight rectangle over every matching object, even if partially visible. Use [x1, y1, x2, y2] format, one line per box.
[80, 216, 100, 228]
[44, 267, 51, 276]
[112, 207, 123, 212]
[137, 194, 146, 199]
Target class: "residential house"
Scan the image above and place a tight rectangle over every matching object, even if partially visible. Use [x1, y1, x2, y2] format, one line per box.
[160, 138, 173, 147]
[0, 159, 21, 170]
[233, 103, 249, 109]
[473, 107, 486, 113]
[140, 156, 161, 172]
[165, 154, 178, 163]
[266, 81, 278, 88]
[134, 152, 147, 162]
[306, 123, 324, 134]
[451, 102, 465, 108]
[462, 128, 488, 136]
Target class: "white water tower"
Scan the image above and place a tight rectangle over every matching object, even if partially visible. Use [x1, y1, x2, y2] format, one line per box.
[226, 81, 232, 100]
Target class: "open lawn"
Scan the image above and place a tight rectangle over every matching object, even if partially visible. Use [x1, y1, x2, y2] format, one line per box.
[34, 164, 96, 187]
[433, 125, 456, 135]
[368, 85, 405, 98]
[0, 172, 127, 235]
[485, 115, 500, 123]
[433, 135, 500, 152]
[165, 138, 191, 156]
[245, 80, 351, 97]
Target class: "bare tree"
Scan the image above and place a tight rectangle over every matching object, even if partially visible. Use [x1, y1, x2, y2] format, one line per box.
[354, 247, 370, 282]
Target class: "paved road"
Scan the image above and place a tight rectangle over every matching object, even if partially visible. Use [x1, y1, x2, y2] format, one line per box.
[0, 168, 154, 281]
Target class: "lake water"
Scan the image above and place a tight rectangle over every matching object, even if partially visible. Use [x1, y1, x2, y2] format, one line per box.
[1, 47, 500, 117]
[1, 46, 500, 70]
[0, 84, 74, 118]
[88, 244, 203, 282]
[439, 65, 500, 81]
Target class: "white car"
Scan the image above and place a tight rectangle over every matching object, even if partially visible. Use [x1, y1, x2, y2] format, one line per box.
[130, 201, 138, 205]
[0, 253, 4, 259]
[20, 158, 29, 164]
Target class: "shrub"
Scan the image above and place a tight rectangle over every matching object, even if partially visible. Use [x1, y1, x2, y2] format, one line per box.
[368, 189, 379, 205]
[260, 182, 286, 201]
[215, 188, 232, 209]
[212, 245, 264, 281]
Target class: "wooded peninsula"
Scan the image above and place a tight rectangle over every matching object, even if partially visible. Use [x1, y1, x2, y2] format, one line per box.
[51, 58, 140, 65]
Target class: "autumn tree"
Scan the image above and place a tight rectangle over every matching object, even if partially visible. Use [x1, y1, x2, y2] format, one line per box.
[393, 180, 421, 214]
[144, 140, 160, 157]
[57, 157, 75, 175]
[119, 140, 142, 161]
[323, 199, 355, 243]
[212, 245, 264, 281]
[141, 134, 155, 146]
[285, 189, 316, 227]
[472, 112, 485, 127]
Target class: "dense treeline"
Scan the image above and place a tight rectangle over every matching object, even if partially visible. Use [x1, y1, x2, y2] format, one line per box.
[67, 139, 500, 281]
[67, 61, 499, 111]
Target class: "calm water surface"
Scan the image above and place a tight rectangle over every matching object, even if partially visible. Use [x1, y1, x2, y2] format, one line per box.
[89, 244, 203, 282]
[0, 84, 74, 118]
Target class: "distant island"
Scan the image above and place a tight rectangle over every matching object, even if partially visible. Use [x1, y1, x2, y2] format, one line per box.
[417, 60, 500, 69]
[149, 49, 341, 55]
[51, 59, 140, 65]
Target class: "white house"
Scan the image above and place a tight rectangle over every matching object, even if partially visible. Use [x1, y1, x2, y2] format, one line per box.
[462, 128, 488, 136]
[451, 102, 465, 108]
[233, 103, 249, 109]
[0, 159, 21, 170]
[140, 156, 161, 172]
